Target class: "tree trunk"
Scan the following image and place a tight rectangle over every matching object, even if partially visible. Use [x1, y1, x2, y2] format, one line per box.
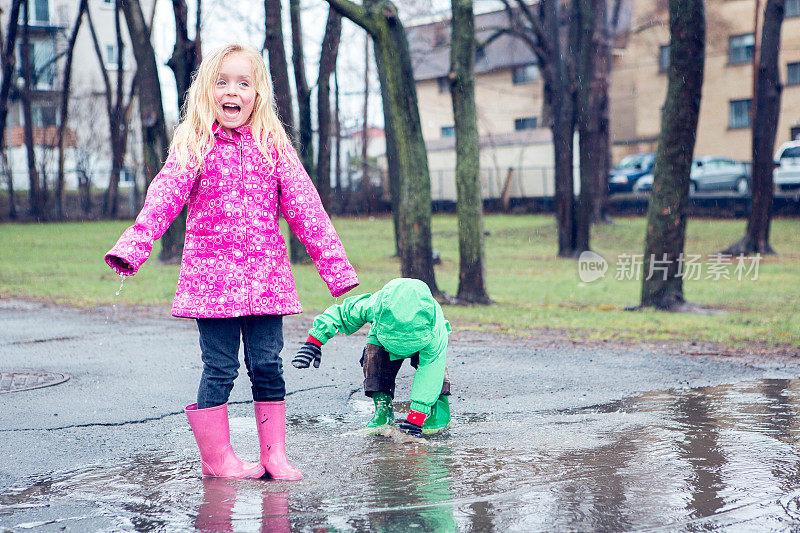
[501, 0, 578, 256]
[103, 1, 128, 217]
[290, 0, 314, 173]
[334, 67, 343, 212]
[20, 0, 44, 219]
[592, 0, 614, 224]
[264, 0, 295, 141]
[574, 0, 592, 254]
[722, 0, 784, 256]
[0, 0, 22, 150]
[545, 0, 578, 257]
[577, 0, 611, 248]
[450, 0, 490, 304]
[121, 0, 173, 261]
[326, 0, 440, 297]
[55, 0, 88, 221]
[640, 0, 705, 310]
[316, 8, 342, 211]
[87, 2, 128, 219]
[287, 0, 315, 265]
[264, 0, 306, 264]
[0, 0, 23, 220]
[164, 0, 201, 256]
[167, 0, 200, 113]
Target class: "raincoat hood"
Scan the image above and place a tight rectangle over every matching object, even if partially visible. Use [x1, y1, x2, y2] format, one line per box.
[371, 278, 436, 356]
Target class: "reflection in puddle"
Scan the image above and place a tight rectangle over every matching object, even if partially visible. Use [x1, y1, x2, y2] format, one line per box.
[4, 379, 800, 530]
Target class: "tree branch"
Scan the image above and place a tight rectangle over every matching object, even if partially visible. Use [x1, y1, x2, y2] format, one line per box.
[324, 0, 377, 35]
[85, 5, 114, 121]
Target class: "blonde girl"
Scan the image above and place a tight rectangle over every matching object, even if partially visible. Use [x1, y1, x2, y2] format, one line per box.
[105, 44, 359, 481]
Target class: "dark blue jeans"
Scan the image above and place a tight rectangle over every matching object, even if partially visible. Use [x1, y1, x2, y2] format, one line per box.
[196, 315, 285, 409]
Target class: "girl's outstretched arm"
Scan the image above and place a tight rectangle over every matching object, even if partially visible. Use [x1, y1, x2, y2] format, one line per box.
[105, 152, 198, 275]
[277, 144, 359, 296]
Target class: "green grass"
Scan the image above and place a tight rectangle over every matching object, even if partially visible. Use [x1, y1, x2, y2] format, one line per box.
[1, 215, 798, 349]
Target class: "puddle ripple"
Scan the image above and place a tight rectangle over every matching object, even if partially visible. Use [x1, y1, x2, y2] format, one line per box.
[4, 379, 800, 531]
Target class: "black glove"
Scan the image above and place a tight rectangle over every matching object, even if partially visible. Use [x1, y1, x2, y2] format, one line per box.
[398, 420, 423, 438]
[292, 342, 322, 369]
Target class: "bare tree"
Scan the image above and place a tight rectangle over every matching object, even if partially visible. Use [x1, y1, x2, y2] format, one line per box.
[502, 0, 579, 257]
[574, 0, 617, 252]
[69, 91, 107, 217]
[264, 0, 295, 140]
[316, 7, 342, 210]
[86, 1, 134, 218]
[450, 0, 490, 304]
[0, 0, 23, 219]
[19, 0, 45, 219]
[54, 0, 88, 220]
[120, 0, 172, 261]
[290, 0, 314, 172]
[722, 0, 785, 256]
[167, 0, 202, 112]
[159, 0, 202, 261]
[640, 0, 705, 311]
[325, 0, 441, 297]
[333, 66, 343, 211]
[264, 0, 309, 264]
[577, 0, 619, 233]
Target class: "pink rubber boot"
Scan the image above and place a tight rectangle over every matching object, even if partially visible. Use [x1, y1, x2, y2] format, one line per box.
[185, 403, 266, 479]
[254, 401, 303, 481]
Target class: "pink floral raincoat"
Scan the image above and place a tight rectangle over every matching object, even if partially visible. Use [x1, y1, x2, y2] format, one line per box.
[105, 124, 359, 318]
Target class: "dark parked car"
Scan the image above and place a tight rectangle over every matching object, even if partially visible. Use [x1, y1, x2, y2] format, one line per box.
[633, 156, 750, 195]
[608, 152, 655, 193]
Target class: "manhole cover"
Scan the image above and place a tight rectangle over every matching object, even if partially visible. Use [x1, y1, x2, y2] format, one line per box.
[0, 370, 70, 393]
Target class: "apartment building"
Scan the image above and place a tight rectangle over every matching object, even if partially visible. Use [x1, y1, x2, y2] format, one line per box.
[408, 8, 556, 201]
[611, 0, 800, 163]
[407, 0, 800, 201]
[1, 0, 151, 192]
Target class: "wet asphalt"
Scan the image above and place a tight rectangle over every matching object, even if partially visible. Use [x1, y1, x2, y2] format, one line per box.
[2, 297, 800, 531]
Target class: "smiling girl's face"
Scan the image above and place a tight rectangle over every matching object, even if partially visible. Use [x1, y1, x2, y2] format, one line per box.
[213, 53, 256, 134]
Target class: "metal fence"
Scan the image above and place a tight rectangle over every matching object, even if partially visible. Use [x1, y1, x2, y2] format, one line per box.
[429, 166, 557, 202]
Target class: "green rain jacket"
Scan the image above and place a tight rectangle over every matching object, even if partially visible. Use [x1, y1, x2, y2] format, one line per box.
[308, 278, 451, 415]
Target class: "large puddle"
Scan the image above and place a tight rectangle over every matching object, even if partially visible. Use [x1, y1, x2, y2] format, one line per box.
[4, 378, 800, 531]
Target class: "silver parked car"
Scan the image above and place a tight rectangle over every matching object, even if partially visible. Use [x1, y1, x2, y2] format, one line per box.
[773, 140, 800, 192]
[633, 156, 750, 195]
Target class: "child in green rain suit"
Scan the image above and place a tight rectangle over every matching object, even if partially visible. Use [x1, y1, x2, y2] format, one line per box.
[292, 278, 451, 436]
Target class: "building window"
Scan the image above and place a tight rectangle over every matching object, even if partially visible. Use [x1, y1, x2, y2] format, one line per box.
[101, 0, 115, 7]
[512, 63, 540, 84]
[787, 0, 800, 17]
[514, 117, 538, 130]
[105, 44, 127, 69]
[729, 99, 751, 129]
[33, 0, 49, 24]
[658, 45, 670, 73]
[728, 33, 755, 65]
[441, 125, 455, 138]
[33, 40, 55, 88]
[788, 62, 800, 86]
[475, 45, 486, 62]
[32, 104, 57, 127]
[121, 167, 135, 184]
[437, 76, 449, 93]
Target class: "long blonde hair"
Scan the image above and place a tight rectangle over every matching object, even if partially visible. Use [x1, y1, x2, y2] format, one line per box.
[170, 44, 293, 171]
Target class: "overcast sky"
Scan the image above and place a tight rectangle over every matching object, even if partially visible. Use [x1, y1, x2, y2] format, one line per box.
[148, 0, 505, 130]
